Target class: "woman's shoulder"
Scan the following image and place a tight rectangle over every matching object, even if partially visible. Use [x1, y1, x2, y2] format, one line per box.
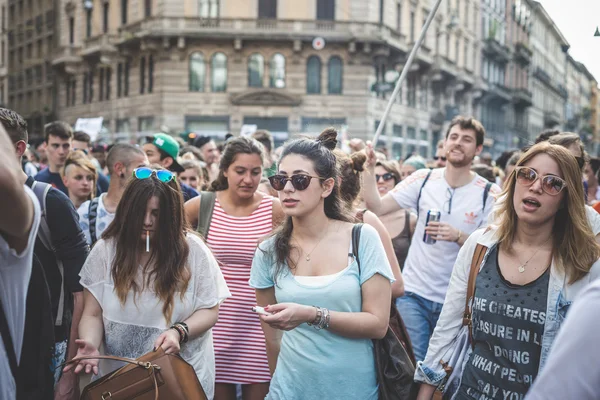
[186, 232, 213, 259]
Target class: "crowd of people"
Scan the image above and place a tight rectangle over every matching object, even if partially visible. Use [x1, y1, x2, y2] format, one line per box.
[2, 104, 600, 400]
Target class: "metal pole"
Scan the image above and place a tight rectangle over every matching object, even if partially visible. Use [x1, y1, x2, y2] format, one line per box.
[372, 0, 444, 148]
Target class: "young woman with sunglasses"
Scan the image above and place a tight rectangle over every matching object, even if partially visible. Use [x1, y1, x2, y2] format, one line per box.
[64, 166, 230, 399]
[249, 129, 394, 400]
[184, 137, 284, 400]
[374, 160, 417, 271]
[416, 142, 600, 400]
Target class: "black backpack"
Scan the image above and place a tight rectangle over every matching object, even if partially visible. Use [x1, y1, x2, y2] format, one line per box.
[0, 253, 55, 399]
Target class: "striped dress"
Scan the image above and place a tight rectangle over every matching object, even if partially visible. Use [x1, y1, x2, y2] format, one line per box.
[207, 195, 273, 384]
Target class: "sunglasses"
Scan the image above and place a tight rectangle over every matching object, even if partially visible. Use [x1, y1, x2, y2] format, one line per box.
[376, 173, 395, 182]
[575, 156, 585, 170]
[514, 167, 567, 196]
[133, 167, 175, 183]
[433, 156, 447, 161]
[268, 174, 324, 191]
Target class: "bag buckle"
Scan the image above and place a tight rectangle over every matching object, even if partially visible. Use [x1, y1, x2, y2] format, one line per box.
[101, 392, 112, 400]
[139, 361, 161, 370]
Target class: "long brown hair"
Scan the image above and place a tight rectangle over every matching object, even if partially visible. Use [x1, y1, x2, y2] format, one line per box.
[495, 142, 600, 283]
[102, 166, 191, 323]
[210, 136, 264, 192]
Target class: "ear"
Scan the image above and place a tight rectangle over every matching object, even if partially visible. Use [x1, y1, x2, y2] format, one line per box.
[321, 177, 335, 199]
[15, 140, 27, 158]
[62, 174, 69, 187]
[475, 144, 484, 157]
[113, 161, 125, 177]
[162, 157, 174, 169]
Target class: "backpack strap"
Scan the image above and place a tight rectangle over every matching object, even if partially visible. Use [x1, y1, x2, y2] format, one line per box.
[416, 169, 433, 216]
[463, 241, 489, 347]
[351, 223, 364, 273]
[482, 182, 492, 213]
[0, 295, 18, 382]
[88, 197, 100, 245]
[197, 191, 217, 239]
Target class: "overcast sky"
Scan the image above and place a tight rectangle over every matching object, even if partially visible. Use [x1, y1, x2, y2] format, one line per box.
[537, 0, 600, 82]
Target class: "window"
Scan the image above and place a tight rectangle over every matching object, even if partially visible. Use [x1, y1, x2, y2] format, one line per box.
[189, 52, 205, 91]
[99, 68, 104, 100]
[211, 52, 227, 92]
[464, 39, 469, 68]
[328, 56, 342, 94]
[465, 1, 469, 30]
[69, 17, 74, 44]
[70, 79, 76, 106]
[105, 67, 111, 100]
[396, 2, 401, 32]
[117, 63, 122, 97]
[269, 53, 286, 88]
[455, 37, 459, 63]
[145, 0, 152, 17]
[86, 9, 92, 38]
[138, 116, 154, 133]
[148, 55, 153, 93]
[83, 73, 88, 103]
[199, 0, 219, 18]
[410, 10, 415, 43]
[422, 14, 428, 47]
[117, 118, 131, 134]
[140, 56, 146, 94]
[102, 2, 109, 33]
[89, 70, 94, 102]
[316, 0, 335, 20]
[407, 76, 416, 107]
[65, 78, 70, 107]
[258, 0, 277, 18]
[248, 53, 264, 87]
[124, 61, 129, 96]
[121, 0, 128, 25]
[306, 56, 321, 94]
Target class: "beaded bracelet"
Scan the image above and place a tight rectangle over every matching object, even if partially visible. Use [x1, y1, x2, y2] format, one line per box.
[170, 323, 189, 343]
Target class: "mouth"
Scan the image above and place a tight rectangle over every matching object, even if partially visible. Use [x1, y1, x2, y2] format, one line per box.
[522, 197, 541, 211]
[282, 198, 299, 206]
[377, 186, 388, 193]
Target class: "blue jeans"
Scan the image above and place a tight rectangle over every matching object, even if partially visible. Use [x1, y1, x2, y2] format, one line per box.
[396, 291, 444, 362]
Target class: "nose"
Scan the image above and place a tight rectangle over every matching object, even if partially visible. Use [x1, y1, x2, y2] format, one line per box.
[283, 179, 295, 192]
[143, 212, 153, 228]
[529, 176, 544, 193]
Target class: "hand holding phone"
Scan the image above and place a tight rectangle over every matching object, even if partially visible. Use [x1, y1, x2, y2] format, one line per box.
[252, 306, 272, 316]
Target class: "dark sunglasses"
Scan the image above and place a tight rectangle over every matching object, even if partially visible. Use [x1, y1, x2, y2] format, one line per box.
[268, 174, 324, 191]
[575, 156, 585, 170]
[133, 167, 175, 183]
[515, 166, 566, 196]
[434, 156, 447, 161]
[376, 173, 395, 182]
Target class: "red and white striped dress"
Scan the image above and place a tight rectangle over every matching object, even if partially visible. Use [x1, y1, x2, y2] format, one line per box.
[207, 195, 273, 384]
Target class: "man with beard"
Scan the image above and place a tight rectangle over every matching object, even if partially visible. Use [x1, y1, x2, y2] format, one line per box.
[362, 116, 501, 361]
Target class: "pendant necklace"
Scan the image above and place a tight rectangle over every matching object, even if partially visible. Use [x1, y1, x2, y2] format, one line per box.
[516, 237, 552, 273]
[299, 222, 330, 262]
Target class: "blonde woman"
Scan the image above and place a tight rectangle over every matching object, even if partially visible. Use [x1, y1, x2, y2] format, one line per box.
[62, 150, 98, 208]
[416, 142, 600, 400]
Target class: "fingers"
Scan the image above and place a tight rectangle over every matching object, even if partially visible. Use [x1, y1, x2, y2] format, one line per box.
[62, 363, 73, 373]
[265, 303, 286, 313]
[153, 333, 166, 351]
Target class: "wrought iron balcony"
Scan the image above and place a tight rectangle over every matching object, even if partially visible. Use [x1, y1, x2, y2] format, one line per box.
[514, 42, 532, 65]
[512, 88, 533, 108]
[483, 38, 511, 63]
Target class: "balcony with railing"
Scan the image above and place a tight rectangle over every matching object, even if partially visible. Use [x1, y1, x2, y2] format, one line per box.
[80, 34, 120, 59]
[52, 45, 82, 69]
[512, 88, 533, 108]
[544, 110, 561, 127]
[483, 38, 511, 63]
[514, 42, 532, 65]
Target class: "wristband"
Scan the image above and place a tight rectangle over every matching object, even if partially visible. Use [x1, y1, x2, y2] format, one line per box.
[455, 230, 462, 243]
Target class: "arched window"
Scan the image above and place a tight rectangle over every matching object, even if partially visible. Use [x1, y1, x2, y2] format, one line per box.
[269, 53, 286, 88]
[306, 56, 322, 94]
[189, 52, 205, 92]
[248, 53, 264, 87]
[211, 52, 227, 92]
[328, 56, 343, 94]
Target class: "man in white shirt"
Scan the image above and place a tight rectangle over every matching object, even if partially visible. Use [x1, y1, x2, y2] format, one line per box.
[0, 123, 41, 400]
[78, 143, 148, 245]
[363, 116, 501, 361]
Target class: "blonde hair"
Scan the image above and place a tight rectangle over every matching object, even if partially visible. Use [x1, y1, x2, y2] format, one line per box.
[62, 150, 98, 200]
[495, 142, 600, 283]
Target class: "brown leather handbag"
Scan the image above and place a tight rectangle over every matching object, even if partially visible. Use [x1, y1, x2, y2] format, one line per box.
[64, 348, 207, 400]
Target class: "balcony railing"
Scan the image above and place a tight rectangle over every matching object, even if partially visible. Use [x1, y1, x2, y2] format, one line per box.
[544, 110, 561, 126]
[512, 88, 533, 108]
[51, 45, 82, 66]
[514, 42, 532, 64]
[483, 38, 511, 63]
[81, 34, 120, 57]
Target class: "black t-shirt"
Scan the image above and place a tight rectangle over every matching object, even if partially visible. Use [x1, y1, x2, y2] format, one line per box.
[26, 177, 89, 341]
[456, 247, 549, 400]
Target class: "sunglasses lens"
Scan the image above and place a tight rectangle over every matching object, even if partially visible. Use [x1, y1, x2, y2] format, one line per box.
[156, 170, 174, 182]
[542, 177, 565, 195]
[291, 175, 311, 190]
[516, 168, 536, 185]
[268, 175, 286, 191]
[383, 173, 394, 181]
[134, 168, 152, 179]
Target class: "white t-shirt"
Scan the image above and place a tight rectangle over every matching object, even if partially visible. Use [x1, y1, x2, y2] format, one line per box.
[0, 186, 41, 400]
[585, 205, 600, 235]
[80, 233, 230, 400]
[389, 168, 500, 304]
[77, 194, 114, 245]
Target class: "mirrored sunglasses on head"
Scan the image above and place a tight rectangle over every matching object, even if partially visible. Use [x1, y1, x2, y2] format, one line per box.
[133, 167, 175, 183]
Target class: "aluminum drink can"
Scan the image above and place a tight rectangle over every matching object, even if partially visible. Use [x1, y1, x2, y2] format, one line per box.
[423, 209, 441, 244]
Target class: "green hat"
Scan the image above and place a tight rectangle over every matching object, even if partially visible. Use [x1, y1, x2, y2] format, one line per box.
[152, 133, 184, 173]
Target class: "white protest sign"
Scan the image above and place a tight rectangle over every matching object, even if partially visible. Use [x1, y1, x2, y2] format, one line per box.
[74, 117, 104, 142]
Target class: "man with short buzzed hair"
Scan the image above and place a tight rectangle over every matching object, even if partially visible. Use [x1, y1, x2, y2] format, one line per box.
[77, 143, 148, 245]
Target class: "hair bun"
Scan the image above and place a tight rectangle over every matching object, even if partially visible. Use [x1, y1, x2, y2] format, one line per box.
[316, 128, 338, 151]
[350, 152, 367, 172]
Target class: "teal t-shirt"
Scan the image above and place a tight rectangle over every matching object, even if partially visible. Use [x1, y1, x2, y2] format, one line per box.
[249, 224, 394, 400]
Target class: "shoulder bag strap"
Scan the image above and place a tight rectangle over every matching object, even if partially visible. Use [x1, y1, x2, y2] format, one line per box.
[416, 169, 433, 216]
[197, 191, 217, 239]
[463, 243, 488, 347]
[88, 197, 100, 245]
[351, 223, 364, 273]
[0, 296, 18, 382]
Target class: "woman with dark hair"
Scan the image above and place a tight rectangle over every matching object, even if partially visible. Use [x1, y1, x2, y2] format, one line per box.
[334, 148, 404, 296]
[185, 136, 283, 400]
[416, 142, 600, 400]
[249, 129, 394, 399]
[63, 166, 230, 400]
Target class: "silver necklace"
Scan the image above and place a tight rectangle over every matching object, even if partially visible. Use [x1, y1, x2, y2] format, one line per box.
[298, 222, 330, 262]
[515, 237, 552, 273]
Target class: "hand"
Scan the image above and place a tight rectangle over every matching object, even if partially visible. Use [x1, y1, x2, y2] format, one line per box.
[153, 329, 181, 355]
[424, 221, 460, 243]
[261, 303, 316, 331]
[63, 339, 100, 375]
[54, 370, 79, 400]
[364, 141, 376, 173]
